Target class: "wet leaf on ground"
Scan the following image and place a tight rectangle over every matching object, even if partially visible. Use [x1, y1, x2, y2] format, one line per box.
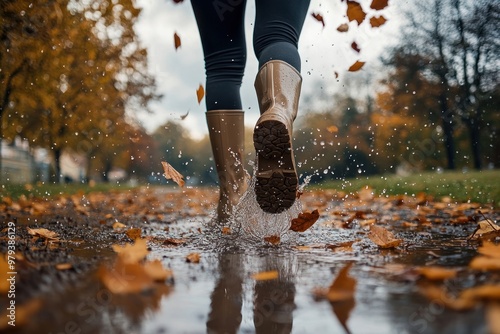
[27, 227, 59, 241]
[186, 252, 200, 263]
[368, 225, 402, 248]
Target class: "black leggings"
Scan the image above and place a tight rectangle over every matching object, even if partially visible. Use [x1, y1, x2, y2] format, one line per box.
[191, 0, 310, 111]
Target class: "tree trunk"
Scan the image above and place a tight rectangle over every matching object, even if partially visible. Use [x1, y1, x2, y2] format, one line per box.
[54, 148, 62, 183]
[439, 93, 455, 170]
[467, 120, 482, 170]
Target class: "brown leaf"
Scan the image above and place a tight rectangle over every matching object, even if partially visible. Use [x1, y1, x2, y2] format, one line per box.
[0, 256, 10, 293]
[311, 12, 325, 27]
[264, 235, 281, 245]
[0, 299, 42, 330]
[143, 259, 173, 281]
[125, 228, 142, 240]
[55, 263, 73, 270]
[112, 221, 127, 230]
[163, 237, 187, 246]
[469, 219, 500, 240]
[186, 252, 200, 263]
[469, 257, 500, 271]
[419, 284, 475, 311]
[252, 270, 279, 281]
[368, 225, 402, 248]
[326, 263, 357, 302]
[174, 32, 181, 50]
[98, 260, 154, 294]
[487, 303, 500, 334]
[161, 161, 185, 187]
[370, 0, 389, 10]
[477, 242, 500, 259]
[348, 61, 366, 72]
[369, 15, 387, 27]
[326, 240, 359, 252]
[351, 41, 360, 53]
[196, 84, 205, 105]
[460, 284, 500, 301]
[337, 23, 349, 32]
[112, 238, 149, 264]
[27, 227, 59, 240]
[346, 0, 366, 25]
[416, 266, 457, 281]
[290, 209, 320, 232]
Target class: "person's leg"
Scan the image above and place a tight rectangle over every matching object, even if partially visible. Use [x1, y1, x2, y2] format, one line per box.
[253, 0, 310, 71]
[191, 0, 248, 223]
[252, 0, 310, 214]
[191, 0, 247, 110]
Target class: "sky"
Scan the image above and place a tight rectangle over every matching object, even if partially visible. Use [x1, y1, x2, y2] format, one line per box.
[133, 0, 401, 139]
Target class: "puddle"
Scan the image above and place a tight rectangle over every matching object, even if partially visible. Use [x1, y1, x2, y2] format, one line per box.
[5, 185, 496, 334]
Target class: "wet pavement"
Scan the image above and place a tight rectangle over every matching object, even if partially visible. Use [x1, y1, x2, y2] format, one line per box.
[1, 186, 499, 334]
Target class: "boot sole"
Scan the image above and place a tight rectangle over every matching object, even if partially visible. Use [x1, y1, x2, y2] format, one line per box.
[253, 120, 297, 214]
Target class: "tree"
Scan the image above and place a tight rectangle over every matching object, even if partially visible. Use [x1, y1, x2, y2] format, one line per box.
[1, 0, 159, 182]
[381, 0, 499, 170]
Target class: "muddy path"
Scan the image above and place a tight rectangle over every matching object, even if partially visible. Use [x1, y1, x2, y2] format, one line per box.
[1, 186, 499, 334]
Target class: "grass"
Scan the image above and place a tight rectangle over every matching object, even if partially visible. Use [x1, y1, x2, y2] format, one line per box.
[0, 181, 136, 201]
[317, 169, 500, 207]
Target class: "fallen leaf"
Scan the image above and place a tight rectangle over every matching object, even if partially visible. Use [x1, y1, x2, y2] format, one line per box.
[334, 71, 339, 79]
[469, 257, 500, 271]
[357, 187, 373, 201]
[163, 238, 187, 246]
[311, 12, 325, 27]
[0, 256, 9, 293]
[469, 219, 500, 240]
[112, 222, 127, 230]
[143, 259, 173, 281]
[186, 252, 200, 263]
[161, 161, 185, 187]
[196, 84, 205, 105]
[125, 228, 142, 240]
[337, 23, 349, 32]
[56, 263, 73, 270]
[112, 238, 149, 264]
[326, 240, 358, 252]
[419, 284, 475, 311]
[351, 41, 360, 53]
[27, 227, 59, 240]
[369, 15, 387, 27]
[368, 225, 402, 248]
[460, 284, 500, 301]
[416, 266, 457, 281]
[348, 61, 365, 72]
[487, 303, 500, 334]
[221, 226, 231, 234]
[264, 235, 280, 245]
[346, 0, 366, 25]
[290, 209, 320, 232]
[370, 0, 389, 10]
[252, 270, 279, 281]
[477, 242, 500, 259]
[98, 260, 154, 294]
[0, 299, 42, 330]
[174, 32, 181, 50]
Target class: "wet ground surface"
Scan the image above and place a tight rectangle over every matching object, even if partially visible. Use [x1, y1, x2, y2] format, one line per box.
[1, 186, 499, 334]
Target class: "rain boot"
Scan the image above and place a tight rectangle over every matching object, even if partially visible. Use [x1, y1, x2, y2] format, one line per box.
[206, 110, 247, 223]
[253, 60, 302, 214]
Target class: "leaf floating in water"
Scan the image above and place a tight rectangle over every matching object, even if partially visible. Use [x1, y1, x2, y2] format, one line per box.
[368, 225, 402, 248]
[252, 270, 279, 281]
